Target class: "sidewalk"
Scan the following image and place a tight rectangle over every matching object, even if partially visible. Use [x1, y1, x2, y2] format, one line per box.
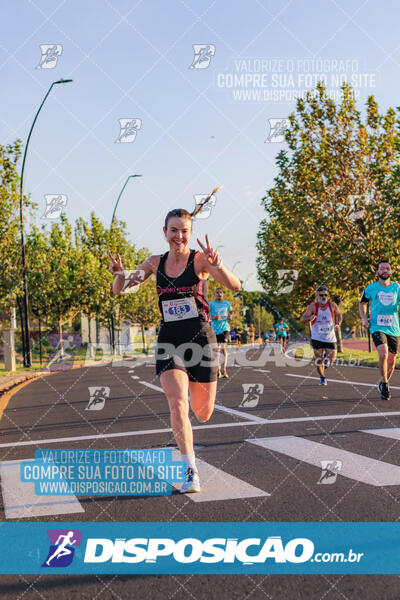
[0, 371, 42, 393]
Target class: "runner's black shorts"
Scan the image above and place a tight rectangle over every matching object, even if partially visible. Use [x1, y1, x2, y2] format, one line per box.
[372, 331, 399, 355]
[156, 320, 218, 382]
[216, 331, 230, 345]
[311, 339, 337, 350]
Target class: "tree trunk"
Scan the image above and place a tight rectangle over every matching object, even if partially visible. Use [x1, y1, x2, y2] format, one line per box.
[117, 318, 122, 355]
[141, 324, 146, 354]
[59, 318, 64, 358]
[16, 296, 25, 367]
[110, 314, 115, 354]
[336, 326, 342, 353]
[88, 314, 95, 359]
[108, 319, 113, 352]
[38, 313, 42, 366]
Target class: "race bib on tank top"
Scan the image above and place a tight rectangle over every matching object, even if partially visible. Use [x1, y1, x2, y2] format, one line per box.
[161, 297, 199, 322]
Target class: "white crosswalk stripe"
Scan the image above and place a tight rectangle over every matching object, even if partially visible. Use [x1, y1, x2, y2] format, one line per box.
[248, 434, 400, 487]
[3, 430, 400, 515]
[0, 459, 84, 519]
[361, 427, 400, 440]
[166, 449, 269, 502]
[180, 457, 270, 502]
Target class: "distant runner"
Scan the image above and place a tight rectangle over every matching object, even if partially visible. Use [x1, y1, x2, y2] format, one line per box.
[248, 323, 255, 345]
[233, 326, 241, 348]
[359, 260, 400, 401]
[300, 285, 342, 386]
[275, 317, 289, 352]
[209, 288, 232, 378]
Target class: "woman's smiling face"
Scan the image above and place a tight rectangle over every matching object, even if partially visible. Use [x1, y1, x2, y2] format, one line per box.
[163, 216, 192, 251]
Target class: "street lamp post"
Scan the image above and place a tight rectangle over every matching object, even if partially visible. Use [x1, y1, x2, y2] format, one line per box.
[109, 174, 142, 353]
[110, 174, 142, 229]
[19, 78, 73, 368]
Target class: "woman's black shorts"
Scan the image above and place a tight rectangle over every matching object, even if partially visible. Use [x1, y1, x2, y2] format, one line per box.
[156, 320, 218, 382]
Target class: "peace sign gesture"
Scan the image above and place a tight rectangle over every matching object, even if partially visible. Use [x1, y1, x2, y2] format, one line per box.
[197, 234, 221, 267]
[108, 252, 124, 276]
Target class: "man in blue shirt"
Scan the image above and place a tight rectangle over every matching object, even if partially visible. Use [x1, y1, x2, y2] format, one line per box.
[275, 317, 290, 352]
[209, 288, 233, 378]
[359, 260, 400, 400]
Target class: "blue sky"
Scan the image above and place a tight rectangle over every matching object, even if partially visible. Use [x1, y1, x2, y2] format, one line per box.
[1, 0, 400, 290]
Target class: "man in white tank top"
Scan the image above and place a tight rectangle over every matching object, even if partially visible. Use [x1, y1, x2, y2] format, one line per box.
[300, 285, 342, 386]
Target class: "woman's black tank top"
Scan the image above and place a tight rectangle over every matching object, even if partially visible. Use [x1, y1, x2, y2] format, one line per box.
[156, 249, 210, 325]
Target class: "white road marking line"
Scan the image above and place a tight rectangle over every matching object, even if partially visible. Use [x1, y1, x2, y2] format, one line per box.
[139, 380, 263, 423]
[139, 381, 163, 391]
[130, 376, 139, 379]
[285, 373, 400, 389]
[0, 459, 84, 519]
[3, 406, 400, 450]
[169, 451, 269, 502]
[213, 404, 266, 423]
[254, 369, 271, 373]
[0, 422, 253, 449]
[4, 412, 400, 449]
[188, 458, 270, 502]
[361, 428, 400, 440]
[260, 411, 400, 424]
[248, 436, 400, 486]
[284, 349, 382, 370]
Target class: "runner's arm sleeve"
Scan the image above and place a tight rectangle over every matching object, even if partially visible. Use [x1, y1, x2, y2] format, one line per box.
[359, 288, 369, 303]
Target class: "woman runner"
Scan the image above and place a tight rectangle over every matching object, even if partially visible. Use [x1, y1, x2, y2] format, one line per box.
[108, 199, 241, 493]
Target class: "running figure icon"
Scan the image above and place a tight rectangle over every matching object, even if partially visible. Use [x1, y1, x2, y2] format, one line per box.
[45, 531, 77, 566]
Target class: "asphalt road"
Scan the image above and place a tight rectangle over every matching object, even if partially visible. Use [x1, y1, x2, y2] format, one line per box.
[1, 343, 400, 599]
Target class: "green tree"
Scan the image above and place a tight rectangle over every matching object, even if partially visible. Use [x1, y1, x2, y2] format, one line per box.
[257, 82, 400, 319]
[250, 305, 274, 336]
[76, 213, 160, 353]
[0, 140, 35, 319]
[125, 278, 160, 352]
[26, 217, 82, 356]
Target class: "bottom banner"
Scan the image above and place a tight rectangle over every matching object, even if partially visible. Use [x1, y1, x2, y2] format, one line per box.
[0, 522, 397, 574]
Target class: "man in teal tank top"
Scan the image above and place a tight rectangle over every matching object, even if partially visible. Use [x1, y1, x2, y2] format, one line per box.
[359, 260, 400, 400]
[209, 288, 232, 377]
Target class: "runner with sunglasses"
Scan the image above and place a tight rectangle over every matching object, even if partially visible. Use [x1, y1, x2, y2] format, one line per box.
[300, 285, 342, 385]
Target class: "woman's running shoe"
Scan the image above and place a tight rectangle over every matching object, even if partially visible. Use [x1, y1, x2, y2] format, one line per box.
[180, 468, 201, 493]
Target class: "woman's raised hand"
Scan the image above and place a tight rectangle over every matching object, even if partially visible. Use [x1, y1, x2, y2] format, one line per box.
[197, 234, 221, 267]
[108, 252, 124, 275]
